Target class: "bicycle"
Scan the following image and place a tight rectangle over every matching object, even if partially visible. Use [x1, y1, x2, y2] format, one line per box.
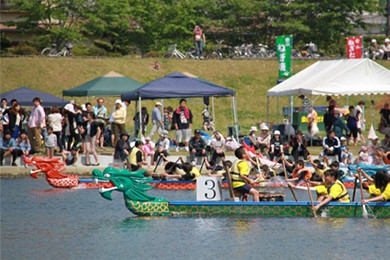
[162, 44, 186, 59]
[206, 40, 225, 59]
[41, 43, 73, 57]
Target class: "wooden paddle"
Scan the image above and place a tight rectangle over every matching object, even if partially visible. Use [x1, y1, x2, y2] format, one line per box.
[352, 176, 358, 202]
[153, 154, 163, 173]
[255, 155, 265, 181]
[199, 157, 205, 173]
[282, 159, 298, 202]
[357, 169, 368, 218]
[222, 158, 235, 201]
[305, 179, 317, 217]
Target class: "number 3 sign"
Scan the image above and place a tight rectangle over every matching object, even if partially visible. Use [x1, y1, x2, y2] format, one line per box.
[196, 177, 222, 201]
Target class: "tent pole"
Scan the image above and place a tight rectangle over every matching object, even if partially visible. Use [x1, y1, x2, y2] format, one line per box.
[161, 99, 165, 130]
[212, 96, 216, 128]
[266, 96, 269, 123]
[232, 96, 239, 140]
[362, 95, 366, 131]
[139, 97, 142, 139]
[290, 95, 294, 127]
[276, 96, 279, 125]
[371, 94, 375, 128]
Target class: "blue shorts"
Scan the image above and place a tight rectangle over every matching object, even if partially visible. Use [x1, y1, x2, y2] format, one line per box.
[234, 184, 252, 194]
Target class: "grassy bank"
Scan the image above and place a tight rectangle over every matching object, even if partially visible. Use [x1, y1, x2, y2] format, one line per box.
[1, 57, 389, 136]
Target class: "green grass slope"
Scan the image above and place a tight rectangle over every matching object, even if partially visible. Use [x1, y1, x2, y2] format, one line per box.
[1, 57, 389, 136]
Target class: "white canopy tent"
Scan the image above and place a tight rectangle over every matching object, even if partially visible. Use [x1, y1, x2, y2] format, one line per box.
[266, 59, 390, 124]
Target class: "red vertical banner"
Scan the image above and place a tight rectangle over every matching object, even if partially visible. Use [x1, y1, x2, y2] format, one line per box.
[346, 36, 363, 59]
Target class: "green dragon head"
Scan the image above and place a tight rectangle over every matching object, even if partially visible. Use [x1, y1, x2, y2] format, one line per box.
[92, 167, 166, 202]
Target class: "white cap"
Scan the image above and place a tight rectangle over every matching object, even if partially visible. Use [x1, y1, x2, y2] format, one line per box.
[274, 130, 280, 135]
[250, 126, 258, 132]
[371, 39, 377, 43]
[160, 130, 168, 137]
[261, 125, 269, 131]
[115, 99, 122, 104]
[340, 136, 347, 141]
[156, 102, 162, 106]
[385, 38, 390, 43]
[64, 103, 75, 113]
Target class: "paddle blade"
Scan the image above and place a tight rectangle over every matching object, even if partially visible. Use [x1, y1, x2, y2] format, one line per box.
[362, 205, 368, 219]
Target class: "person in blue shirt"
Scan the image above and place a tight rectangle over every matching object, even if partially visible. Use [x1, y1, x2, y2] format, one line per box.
[16, 130, 31, 158]
[0, 130, 17, 166]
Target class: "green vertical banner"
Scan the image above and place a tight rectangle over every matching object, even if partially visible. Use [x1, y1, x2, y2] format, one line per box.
[276, 35, 293, 79]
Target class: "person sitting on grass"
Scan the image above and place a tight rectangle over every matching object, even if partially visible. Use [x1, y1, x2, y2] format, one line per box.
[312, 170, 350, 214]
[231, 146, 259, 202]
[62, 146, 79, 166]
[357, 169, 390, 203]
[0, 130, 17, 166]
[189, 129, 206, 166]
[152, 130, 170, 166]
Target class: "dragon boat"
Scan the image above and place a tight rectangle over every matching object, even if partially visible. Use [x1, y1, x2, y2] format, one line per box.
[93, 167, 390, 218]
[24, 157, 114, 189]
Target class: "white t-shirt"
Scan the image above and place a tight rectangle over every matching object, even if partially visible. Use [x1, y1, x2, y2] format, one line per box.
[47, 113, 63, 132]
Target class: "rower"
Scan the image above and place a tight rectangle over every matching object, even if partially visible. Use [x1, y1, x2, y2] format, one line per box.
[358, 169, 390, 203]
[164, 162, 200, 181]
[231, 147, 259, 202]
[287, 160, 312, 183]
[312, 170, 350, 214]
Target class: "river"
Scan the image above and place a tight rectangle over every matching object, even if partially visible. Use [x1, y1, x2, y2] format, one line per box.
[1, 178, 389, 260]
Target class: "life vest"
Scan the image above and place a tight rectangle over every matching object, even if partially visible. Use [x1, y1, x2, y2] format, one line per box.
[367, 185, 381, 197]
[231, 159, 249, 188]
[190, 167, 201, 181]
[327, 180, 350, 202]
[292, 167, 312, 180]
[130, 147, 141, 166]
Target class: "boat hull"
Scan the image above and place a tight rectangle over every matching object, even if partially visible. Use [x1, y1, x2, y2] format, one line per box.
[125, 201, 390, 218]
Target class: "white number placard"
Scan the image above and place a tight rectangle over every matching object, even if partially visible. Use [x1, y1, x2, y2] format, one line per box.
[196, 176, 222, 201]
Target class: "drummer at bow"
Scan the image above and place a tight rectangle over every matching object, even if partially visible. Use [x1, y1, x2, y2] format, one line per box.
[312, 170, 350, 214]
[357, 169, 390, 203]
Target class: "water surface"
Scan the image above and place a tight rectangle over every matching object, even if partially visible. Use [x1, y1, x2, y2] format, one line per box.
[1, 179, 388, 260]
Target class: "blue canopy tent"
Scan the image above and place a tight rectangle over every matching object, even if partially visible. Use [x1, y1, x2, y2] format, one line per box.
[0, 87, 68, 107]
[121, 72, 239, 138]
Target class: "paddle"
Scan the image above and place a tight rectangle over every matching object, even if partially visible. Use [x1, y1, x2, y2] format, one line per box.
[357, 169, 368, 218]
[199, 157, 205, 173]
[153, 154, 163, 173]
[305, 179, 317, 218]
[282, 159, 298, 202]
[352, 176, 358, 202]
[222, 158, 235, 201]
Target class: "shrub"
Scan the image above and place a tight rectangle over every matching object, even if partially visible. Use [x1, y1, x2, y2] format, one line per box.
[72, 44, 89, 56]
[143, 51, 159, 58]
[8, 44, 38, 55]
[108, 52, 123, 57]
[88, 45, 107, 56]
[93, 39, 113, 52]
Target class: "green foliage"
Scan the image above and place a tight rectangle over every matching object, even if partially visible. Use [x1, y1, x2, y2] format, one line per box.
[8, 0, 383, 56]
[7, 44, 38, 55]
[93, 39, 113, 52]
[87, 45, 107, 56]
[0, 35, 12, 50]
[72, 44, 89, 56]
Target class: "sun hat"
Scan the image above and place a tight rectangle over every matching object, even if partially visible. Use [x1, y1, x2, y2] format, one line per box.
[385, 38, 390, 43]
[340, 136, 347, 141]
[250, 126, 258, 132]
[371, 39, 377, 43]
[274, 130, 281, 135]
[156, 102, 162, 106]
[260, 125, 269, 131]
[145, 136, 151, 141]
[115, 99, 122, 104]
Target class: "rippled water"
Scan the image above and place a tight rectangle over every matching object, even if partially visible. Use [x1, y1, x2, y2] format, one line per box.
[1, 178, 389, 260]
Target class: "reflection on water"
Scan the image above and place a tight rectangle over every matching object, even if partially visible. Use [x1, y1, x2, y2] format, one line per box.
[1, 178, 389, 260]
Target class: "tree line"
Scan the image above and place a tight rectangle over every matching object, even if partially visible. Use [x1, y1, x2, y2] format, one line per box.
[7, 0, 383, 56]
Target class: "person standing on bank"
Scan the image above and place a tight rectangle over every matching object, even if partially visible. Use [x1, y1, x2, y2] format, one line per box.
[149, 102, 163, 139]
[112, 99, 126, 145]
[193, 25, 206, 59]
[173, 99, 193, 152]
[28, 97, 46, 153]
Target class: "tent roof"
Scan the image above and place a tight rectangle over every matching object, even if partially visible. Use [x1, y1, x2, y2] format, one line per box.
[121, 72, 235, 101]
[63, 71, 143, 97]
[267, 59, 390, 97]
[0, 87, 68, 107]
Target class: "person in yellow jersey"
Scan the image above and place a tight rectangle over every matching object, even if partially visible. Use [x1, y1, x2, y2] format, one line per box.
[129, 140, 147, 171]
[313, 170, 350, 214]
[231, 147, 259, 202]
[358, 169, 390, 203]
